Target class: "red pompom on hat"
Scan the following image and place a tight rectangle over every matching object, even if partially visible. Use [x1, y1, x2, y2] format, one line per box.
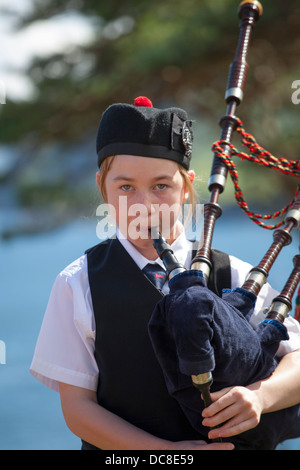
[134, 96, 153, 107]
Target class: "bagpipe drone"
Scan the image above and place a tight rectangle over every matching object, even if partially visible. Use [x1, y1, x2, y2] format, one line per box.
[148, 1, 300, 450]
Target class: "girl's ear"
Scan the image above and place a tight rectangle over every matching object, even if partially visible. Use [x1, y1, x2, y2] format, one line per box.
[188, 170, 195, 184]
[183, 170, 195, 202]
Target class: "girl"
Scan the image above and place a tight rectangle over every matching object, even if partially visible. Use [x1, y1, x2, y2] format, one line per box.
[30, 97, 300, 450]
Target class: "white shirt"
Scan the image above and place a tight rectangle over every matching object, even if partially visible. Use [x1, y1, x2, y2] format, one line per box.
[30, 230, 300, 393]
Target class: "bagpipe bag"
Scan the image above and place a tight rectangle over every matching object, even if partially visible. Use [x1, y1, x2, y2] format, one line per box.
[148, 269, 300, 449]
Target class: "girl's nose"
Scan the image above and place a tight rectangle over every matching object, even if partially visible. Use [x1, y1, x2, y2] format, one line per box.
[135, 191, 153, 212]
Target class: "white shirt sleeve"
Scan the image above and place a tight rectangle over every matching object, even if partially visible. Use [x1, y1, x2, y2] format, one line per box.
[30, 255, 99, 392]
[229, 254, 300, 357]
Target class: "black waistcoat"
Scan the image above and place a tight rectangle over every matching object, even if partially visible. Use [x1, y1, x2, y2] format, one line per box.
[83, 238, 231, 449]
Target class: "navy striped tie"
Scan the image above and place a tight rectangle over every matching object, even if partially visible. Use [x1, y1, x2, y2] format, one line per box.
[143, 263, 167, 291]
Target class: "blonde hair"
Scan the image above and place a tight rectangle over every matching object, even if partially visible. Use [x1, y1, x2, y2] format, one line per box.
[98, 155, 116, 202]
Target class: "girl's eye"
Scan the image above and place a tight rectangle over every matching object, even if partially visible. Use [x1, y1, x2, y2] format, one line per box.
[121, 184, 132, 191]
[155, 184, 167, 190]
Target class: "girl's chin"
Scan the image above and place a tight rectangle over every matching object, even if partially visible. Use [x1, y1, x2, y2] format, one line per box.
[127, 240, 156, 259]
[128, 236, 153, 248]
[128, 227, 156, 241]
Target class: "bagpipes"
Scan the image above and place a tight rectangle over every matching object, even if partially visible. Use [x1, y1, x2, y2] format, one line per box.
[148, 1, 300, 450]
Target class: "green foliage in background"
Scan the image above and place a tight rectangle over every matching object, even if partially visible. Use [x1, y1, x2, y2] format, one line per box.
[1, 0, 299, 229]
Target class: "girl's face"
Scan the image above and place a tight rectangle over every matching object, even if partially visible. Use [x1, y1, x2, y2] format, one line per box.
[97, 155, 191, 259]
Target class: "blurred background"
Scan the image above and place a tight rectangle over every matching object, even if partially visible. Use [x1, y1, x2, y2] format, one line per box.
[0, 0, 299, 450]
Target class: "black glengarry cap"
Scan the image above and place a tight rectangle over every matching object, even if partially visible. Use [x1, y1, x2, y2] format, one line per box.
[96, 96, 193, 170]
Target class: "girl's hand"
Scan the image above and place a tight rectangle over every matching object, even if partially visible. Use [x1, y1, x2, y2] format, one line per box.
[201, 386, 263, 440]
